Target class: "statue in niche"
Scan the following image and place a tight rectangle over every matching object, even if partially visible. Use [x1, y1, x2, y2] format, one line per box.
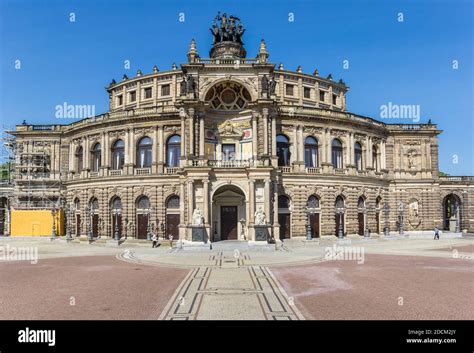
[254, 207, 266, 225]
[261, 75, 269, 96]
[407, 150, 417, 169]
[180, 77, 187, 96]
[193, 208, 204, 226]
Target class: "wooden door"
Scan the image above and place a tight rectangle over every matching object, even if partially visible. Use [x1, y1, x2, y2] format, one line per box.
[358, 213, 364, 235]
[92, 214, 99, 237]
[221, 206, 237, 240]
[137, 213, 148, 239]
[278, 213, 290, 239]
[166, 214, 179, 240]
[310, 213, 320, 238]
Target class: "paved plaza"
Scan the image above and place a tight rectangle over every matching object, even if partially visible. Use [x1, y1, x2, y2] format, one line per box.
[0, 234, 473, 320]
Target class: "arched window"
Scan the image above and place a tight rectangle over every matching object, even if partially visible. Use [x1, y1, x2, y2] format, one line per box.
[357, 196, 365, 209]
[74, 198, 80, 211]
[166, 135, 181, 167]
[278, 195, 290, 209]
[111, 197, 122, 211]
[136, 137, 152, 168]
[304, 136, 318, 168]
[91, 143, 101, 172]
[166, 195, 180, 209]
[331, 139, 343, 169]
[372, 145, 378, 171]
[277, 134, 290, 167]
[307, 195, 320, 209]
[76, 146, 83, 172]
[335, 195, 345, 209]
[137, 196, 150, 210]
[89, 198, 99, 211]
[111, 140, 125, 170]
[354, 142, 362, 170]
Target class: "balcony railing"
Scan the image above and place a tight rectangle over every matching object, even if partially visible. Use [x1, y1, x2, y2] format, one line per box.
[135, 168, 151, 175]
[208, 159, 253, 168]
[439, 176, 474, 182]
[334, 168, 347, 175]
[110, 170, 122, 176]
[165, 167, 179, 174]
[279, 166, 291, 173]
[306, 167, 321, 174]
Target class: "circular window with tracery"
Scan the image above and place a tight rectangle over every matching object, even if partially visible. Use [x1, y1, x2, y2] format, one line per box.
[205, 82, 251, 110]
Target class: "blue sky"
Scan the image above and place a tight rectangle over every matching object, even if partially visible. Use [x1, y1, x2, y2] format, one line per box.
[0, 0, 472, 174]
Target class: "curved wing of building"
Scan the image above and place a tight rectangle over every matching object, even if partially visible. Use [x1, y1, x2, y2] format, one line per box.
[5, 13, 473, 239]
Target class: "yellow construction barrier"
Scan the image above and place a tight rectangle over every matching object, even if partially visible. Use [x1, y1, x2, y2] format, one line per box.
[10, 209, 65, 236]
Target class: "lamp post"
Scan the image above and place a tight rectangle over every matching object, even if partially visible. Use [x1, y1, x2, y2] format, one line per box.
[124, 217, 128, 239]
[146, 209, 152, 241]
[86, 206, 93, 241]
[50, 205, 57, 240]
[363, 207, 369, 238]
[305, 207, 312, 240]
[398, 202, 404, 235]
[383, 203, 390, 236]
[66, 203, 72, 241]
[114, 211, 120, 241]
[336, 207, 345, 239]
[454, 201, 460, 233]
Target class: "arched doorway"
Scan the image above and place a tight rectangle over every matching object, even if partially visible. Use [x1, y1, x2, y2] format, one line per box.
[335, 195, 345, 237]
[136, 196, 151, 239]
[307, 195, 321, 238]
[357, 196, 366, 236]
[110, 197, 122, 238]
[165, 195, 180, 240]
[443, 194, 461, 231]
[278, 195, 291, 240]
[212, 185, 246, 241]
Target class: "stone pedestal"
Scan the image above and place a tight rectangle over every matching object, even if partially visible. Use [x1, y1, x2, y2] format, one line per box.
[189, 225, 208, 243]
[250, 225, 271, 242]
[449, 218, 457, 232]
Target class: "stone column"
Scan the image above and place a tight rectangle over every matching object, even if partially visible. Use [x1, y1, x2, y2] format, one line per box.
[100, 132, 105, 176]
[179, 182, 185, 222]
[366, 136, 371, 169]
[187, 180, 194, 225]
[349, 132, 354, 165]
[104, 132, 110, 168]
[158, 125, 164, 173]
[84, 137, 89, 171]
[180, 115, 185, 165]
[381, 140, 386, 170]
[262, 108, 269, 156]
[273, 181, 279, 240]
[298, 125, 304, 167]
[249, 180, 255, 224]
[188, 108, 194, 158]
[271, 115, 277, 166]
[326, 130, 332, 164]
[293, 125, 298, 163]
[152, 126, 158, 173]
[69, 141, 74, 172]
[199, 114, 205, 159]
[203, 180, 209, 225]
[320, 129, 326, 165]
[252, 112, 258, 161]
[264, 180, 270, 223]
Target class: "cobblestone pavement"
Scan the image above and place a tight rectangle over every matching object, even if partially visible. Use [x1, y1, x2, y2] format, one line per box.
[0, 235, 472, 320]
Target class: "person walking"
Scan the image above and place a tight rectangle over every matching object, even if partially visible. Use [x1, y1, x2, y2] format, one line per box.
[434, 226, 440, 240]
[151, 232, 158, 248]
[168, 234, 173, 248]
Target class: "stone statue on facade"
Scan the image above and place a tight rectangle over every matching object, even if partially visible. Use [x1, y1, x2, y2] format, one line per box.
[268, 75, 277, 95]
[193, 208, 204, 225]
[210, 12, 245, 45]
[180, 76, 187, 96]
[255, 207, 266, 225]
[261, 75, 269, 96]
[186, 74, 196, 98]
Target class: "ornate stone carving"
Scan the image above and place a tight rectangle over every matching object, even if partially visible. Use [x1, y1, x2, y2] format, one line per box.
[408, 199, 421, 229]
[304, 126, 323, 135]
[331, 129, 347, 137]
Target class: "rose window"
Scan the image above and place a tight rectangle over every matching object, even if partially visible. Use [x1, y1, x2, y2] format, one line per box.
[205, 82, 251, 110]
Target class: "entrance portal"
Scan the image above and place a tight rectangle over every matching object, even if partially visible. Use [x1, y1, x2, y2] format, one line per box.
[212, 185, 246, 241]
[221, 206, 238, 240]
